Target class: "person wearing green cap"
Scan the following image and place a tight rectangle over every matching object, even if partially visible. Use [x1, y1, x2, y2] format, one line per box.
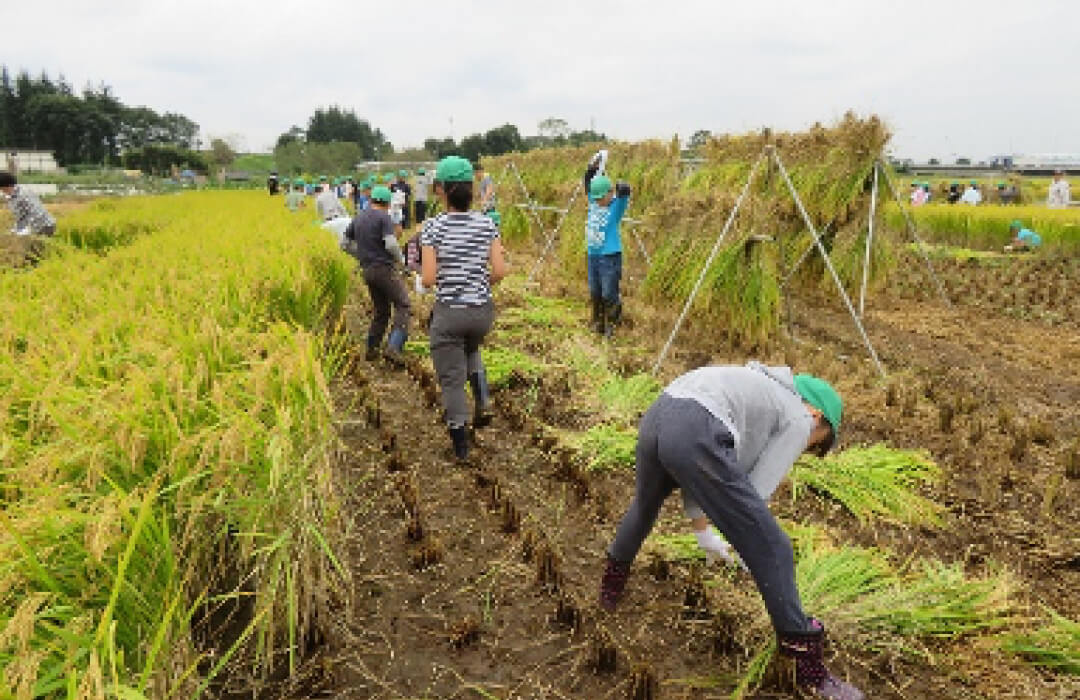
[284, 178, 307, 212]
[354, 179, 372, 212]
[960, 180, 983, 205]
[1004, 220, 1042, 252]
[947, 182, 962, 204]
[420, 155, 508, 461]
[344, 184, 411, 365]
[316, 176, 348, 221]
[584, 151, 631, 337]
[600, 361, 862, 700]
[391, 170, 412, 228]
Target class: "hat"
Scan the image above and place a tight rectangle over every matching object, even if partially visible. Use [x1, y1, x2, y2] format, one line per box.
[319, 175, 328, 182]
[589, 175, 613, 200]
[794, 374, 842, 444]
[293, 177, 305, 186]
[371, 185, 392, 203]
[1010, 219, 1022, 229]
[398, 169, 409, 177]
[417, 168, 426, 175]
[486, 210, 501, 226]
[435, 156, 474, 182]
[996, 182, 1006, 188]
[969, 180, 978, 185]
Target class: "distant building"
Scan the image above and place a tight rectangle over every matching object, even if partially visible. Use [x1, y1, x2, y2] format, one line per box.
[1, 149, 62, 174]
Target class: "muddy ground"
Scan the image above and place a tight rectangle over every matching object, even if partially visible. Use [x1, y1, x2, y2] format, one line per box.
[277, 247, 1078, 700]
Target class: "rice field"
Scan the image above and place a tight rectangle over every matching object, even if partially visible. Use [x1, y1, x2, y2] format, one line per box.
[3, 118, 1079, 699]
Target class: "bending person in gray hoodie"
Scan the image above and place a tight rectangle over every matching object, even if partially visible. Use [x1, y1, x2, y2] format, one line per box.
[600, 362, 862, 700]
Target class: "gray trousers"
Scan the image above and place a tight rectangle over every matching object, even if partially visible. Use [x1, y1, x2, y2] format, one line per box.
[429, 301, 494, 428]
[608, 394, 808, 633]
[362, 264, 411, 346]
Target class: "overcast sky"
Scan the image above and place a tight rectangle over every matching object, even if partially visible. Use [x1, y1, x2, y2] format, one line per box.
[7, 1, 1079, 160]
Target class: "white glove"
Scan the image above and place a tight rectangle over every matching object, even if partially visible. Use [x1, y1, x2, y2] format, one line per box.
[414, 275, 430, 295]
[696, 529, 748, 571]
[14, 228, 30, 237]
[590, 149, 609, 175]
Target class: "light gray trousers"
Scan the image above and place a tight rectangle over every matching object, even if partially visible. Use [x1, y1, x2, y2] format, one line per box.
[608, 394, 809, 633]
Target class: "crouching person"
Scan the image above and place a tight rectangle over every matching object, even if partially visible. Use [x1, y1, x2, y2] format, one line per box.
[421, 156, 507, 461]
[600, 362, 863, 700]
[344, 185, 411, 365]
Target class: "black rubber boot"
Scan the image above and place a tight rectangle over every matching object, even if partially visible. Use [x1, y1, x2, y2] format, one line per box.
[598, 555, 631, 612]
[448, 426, 469, 461]
[384, 328, 407, 368]
[602, 300, 615, 339]
[777, 619, 864, 699]
[468, 370, 493, 428]
[591, 296, 605, 335]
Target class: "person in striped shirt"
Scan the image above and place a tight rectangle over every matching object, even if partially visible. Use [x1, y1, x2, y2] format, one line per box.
[420, 156, 508, 461]
[1, 172, 56, 236]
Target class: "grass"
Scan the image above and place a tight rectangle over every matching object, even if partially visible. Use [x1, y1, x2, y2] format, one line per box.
[1003, 609, 1080, 674]
[790, 444, 943, 527]
[597, 373, 660, 422]
[0, 191, 351, 697]
[731, 525, 1016, 698]
[573, 423, 637, 471]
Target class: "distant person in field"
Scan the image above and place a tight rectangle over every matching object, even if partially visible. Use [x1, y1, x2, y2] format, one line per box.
[908, 181, 919, 205]
[267, 171, 280, 195]
[922, 182, 932, 203]
[421, 156, 507, 462]
[599, 363, 863, 700]
[960, 180, 983, 205]
[354, 179, 371, 212]
[413, 167, 431, 225]
[475, 163, 496, 213]
[911, 182, 928, 206]
[284, 178, 307, 212]
[0, 171, 56, 236]
[344, 185, 411, 366]
[392, 170, 413, 228]
[947, 182, 962, 204]
[1004, 220, 1042, 253]
[316, 177, 348, 221]
[584, 150, 631, 337]
[1048, 170, 1071, 208]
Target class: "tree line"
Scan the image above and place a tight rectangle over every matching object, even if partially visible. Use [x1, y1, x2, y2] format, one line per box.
[273, 110, 607, 175]
[0, 66, 203, 175]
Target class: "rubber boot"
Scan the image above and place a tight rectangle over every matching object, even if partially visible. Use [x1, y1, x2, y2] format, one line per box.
[468, 369, 493, 428]
[598, 555, 631, 612]
[601, 300, 615, 339]
[777, 619, 864, 700]
[365, 334, 380, 361]
[609, 300, 623, 326]
[384, 328, 407, 368]
[448, 426, 469, 461]
[591, 296, 605, 335]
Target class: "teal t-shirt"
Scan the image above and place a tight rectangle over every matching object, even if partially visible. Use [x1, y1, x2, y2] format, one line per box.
[585, 195, 629, 256]
[1017, 228, 1042, 247]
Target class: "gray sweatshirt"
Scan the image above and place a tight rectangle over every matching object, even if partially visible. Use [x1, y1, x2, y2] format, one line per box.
[664, 361, 813, 501]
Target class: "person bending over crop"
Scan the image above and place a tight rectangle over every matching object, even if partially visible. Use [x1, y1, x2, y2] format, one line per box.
[344, 185, 411, 366]
[600, 362, 863, 700]
[583, 152, 630, 337]
[421, 156, 507, 461]
[0, 171, 56, 236]
[1004, 219, 1042, 253]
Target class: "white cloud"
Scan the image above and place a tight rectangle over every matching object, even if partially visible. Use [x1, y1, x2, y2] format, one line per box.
[7, 0, 1079, 159]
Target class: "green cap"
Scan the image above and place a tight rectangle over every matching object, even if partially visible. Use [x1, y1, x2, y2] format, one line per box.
[361, 180, 372, 190]
[435, 155, 474, 182]
[970, 180, 978, 185]
[319, 175, 328, 182]
[417, 168, 426, 175]
[293, 178, 305, 186]
[1010, 219, 1022, 229]
[371, 185, 392, 203]
[398, 169, 409, 177]
[486, 210, 501, 226]
[589, 175, 613, 200]
[997, 182, 1006, 187]
[794, 374, 842, 444]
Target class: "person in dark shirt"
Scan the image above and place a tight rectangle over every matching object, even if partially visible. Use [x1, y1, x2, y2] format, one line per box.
[344, 185, 411, 365]
[268, 172, 280, 195]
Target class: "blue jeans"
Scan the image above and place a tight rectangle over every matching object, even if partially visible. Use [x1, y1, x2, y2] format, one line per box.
[587, 252, 622, 304]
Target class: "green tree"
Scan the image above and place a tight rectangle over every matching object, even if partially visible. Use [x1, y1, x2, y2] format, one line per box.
[483, 123, 523, 156]
[208, 138, 237, 170]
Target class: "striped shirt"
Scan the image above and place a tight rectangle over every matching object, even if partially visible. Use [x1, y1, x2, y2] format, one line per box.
[7, 187, 56, 234]
[420, 212, 498, 306]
